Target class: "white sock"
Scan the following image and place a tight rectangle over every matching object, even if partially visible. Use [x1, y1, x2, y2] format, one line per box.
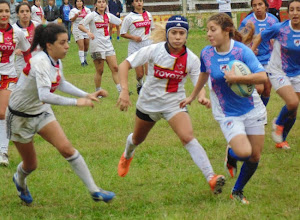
[185, 139, 214, 182]
[96, 87, 101, 92]
[116, 84, 121, 93]
[78, 50, 84, 63]
[84, 51, 88, 61]
[16, 162, 31, 189]
[137, 79, 143, 86]
[0, 120, 9, 154]
[66, 150, 99, 193]
[124, 133, 136, 159]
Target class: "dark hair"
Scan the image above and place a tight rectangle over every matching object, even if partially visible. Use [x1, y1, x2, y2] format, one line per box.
[126, 0, 142, 9]
[207, 13, 242, 42]
[33, 0, 40, 7]
[31, 23, 67, 52]
[288, 0, 300, 11]
[75, 0, 85, 9]
[0, 0, 10, 8]
[16, 2, 31, 14]
[250, 0, 269, 9]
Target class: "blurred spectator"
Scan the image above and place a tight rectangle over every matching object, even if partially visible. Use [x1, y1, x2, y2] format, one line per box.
[44, 0, 60, 24]
[108, 0, 123, 40]
[268, 0, 282, 21]
[9, 0, 18, 24]
[217, 0, 232, 18]
[60, 0, 73, 42]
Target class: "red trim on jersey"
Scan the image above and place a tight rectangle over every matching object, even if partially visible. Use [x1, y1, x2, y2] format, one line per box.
[23, 60, 31, 76]
[50, 64, 61, 93]
[133, 12, 151, 35]
[22, 49, 32, 63]
[0, 24, 16, 63]
[36, 6, 43, 19]
[95, 13, 109, 36]
[0, 75, 18, 90]
[78, 7, 88, 18]
[154, 49, 187, 93]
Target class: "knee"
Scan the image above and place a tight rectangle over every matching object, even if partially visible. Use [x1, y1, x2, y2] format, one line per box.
[112, 66, 118, 73]
[96, 70, 103, 76]
[181, 135, 194, 146]
[250, 154, 261, 162]
[0, 113, 5, 120]
[234, 148, 252, 159]
[57, 141, 75, 158]
[287, 99, 299, 111]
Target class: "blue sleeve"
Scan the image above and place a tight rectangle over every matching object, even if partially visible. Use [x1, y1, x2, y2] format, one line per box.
[200, 51, 207, 73]
[242, 46, 265, 73]
[260, 23, 280, 42]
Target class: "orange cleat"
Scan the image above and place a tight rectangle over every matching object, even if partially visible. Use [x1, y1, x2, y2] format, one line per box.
[118, 153, 134, 177]
[209, 174, 225, 194]
[275, 141, 290, 149]
[272, 118, 284, 143]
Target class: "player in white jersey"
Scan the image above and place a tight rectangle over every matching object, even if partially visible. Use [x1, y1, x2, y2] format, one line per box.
[6, 23, 115, 204]
[69, 0, 91, 66]
[0, 0, 31, 166]
[31, 0, 44, 24]
[79, 0, 122, 94]
[117, 15, 226, 196]
[252, 0, 300, 149]
[181, 13, 267, 204]
[120, 0, 154, 94]
[13, 2, 39, 77]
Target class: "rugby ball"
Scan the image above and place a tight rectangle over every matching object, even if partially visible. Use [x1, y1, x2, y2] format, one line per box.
[226, 60, 254, 97]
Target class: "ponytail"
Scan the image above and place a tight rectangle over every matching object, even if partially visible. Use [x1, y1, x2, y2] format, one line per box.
[31, 24, 67, 52]
[150, 22, 166, 43]
[232, 30, 243, 42]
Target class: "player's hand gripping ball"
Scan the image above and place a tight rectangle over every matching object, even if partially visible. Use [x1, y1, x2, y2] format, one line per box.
[226, 60, 254, 97]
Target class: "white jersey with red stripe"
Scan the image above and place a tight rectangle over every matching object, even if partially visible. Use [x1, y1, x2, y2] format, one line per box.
[13, 20, 39, 75]
[126, 42, 200, 113]
[69, 7, 91, 33]
[80, 11, 122, 53]
[9, 51, 63, 115]
[120, 10, 154, 42]
[31, 5, 44, 24]
[0, 24, 30, 77]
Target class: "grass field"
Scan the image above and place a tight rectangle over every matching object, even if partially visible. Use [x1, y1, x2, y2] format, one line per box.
[0, 29, 299, 219]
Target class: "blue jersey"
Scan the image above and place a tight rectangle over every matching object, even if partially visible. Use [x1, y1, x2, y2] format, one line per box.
[261, 20, 300, 77]
[200, 40, 265, 117]
[239, 12, 278, 65]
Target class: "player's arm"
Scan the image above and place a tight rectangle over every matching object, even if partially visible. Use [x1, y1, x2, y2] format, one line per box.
[116, 60, 132, 111]
[120, 32, 141, 42]
[180, 72, 209, 108]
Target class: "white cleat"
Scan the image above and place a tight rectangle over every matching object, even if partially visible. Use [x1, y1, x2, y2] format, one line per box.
[0, 153, 9, 166]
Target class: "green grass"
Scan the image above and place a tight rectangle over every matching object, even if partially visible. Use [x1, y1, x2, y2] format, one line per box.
[0, 29, 299, 219]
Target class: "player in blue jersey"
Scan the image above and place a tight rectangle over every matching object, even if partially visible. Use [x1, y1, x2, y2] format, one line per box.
[239, 0, 279, 107]
[252, 0, 300, 149]
[181, 13, 268, 204]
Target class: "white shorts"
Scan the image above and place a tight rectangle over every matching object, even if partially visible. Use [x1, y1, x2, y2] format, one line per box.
[6, 107, 56, 143]
[128, 39, 152, 56]
[269, 72, 300, 92]
[217, 106, 267, 143]
[73, 28, 88, 42]
[136, 105, 187, 122]
[91, 50, 116, 60]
